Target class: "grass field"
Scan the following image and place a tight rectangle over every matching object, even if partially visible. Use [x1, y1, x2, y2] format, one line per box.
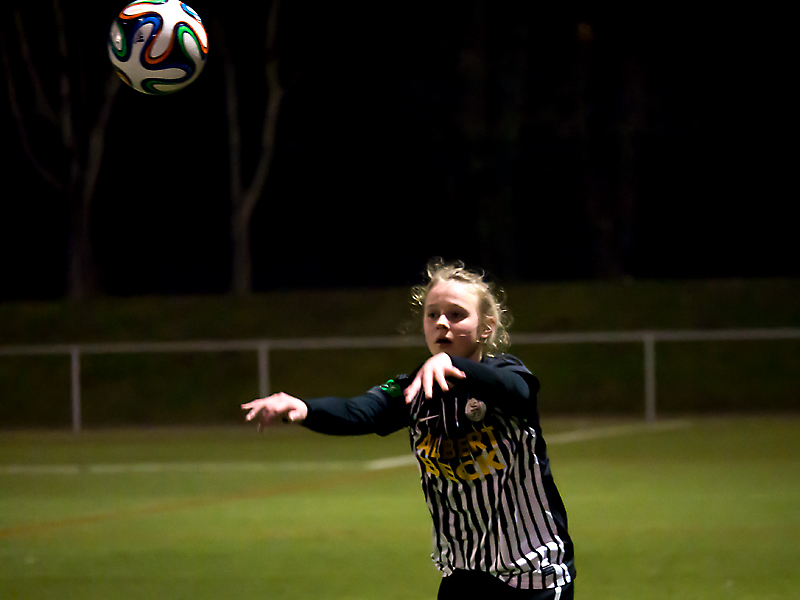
[2, 415, 799, 599]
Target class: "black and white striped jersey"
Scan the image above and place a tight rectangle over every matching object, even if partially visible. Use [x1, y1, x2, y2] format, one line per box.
[407, 354, 574, 589]
[302, 353, 575, 590]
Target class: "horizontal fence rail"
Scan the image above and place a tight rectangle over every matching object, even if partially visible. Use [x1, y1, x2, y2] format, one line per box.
[2, 328, 799, 433]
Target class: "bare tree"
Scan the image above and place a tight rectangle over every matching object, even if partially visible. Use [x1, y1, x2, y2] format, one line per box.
[1, 0, 121, 299]
[216, 0, 283, 294]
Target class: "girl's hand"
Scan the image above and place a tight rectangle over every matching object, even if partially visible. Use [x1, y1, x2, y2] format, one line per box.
[404, 353, 466, 404]
[241, 392, 308, 431]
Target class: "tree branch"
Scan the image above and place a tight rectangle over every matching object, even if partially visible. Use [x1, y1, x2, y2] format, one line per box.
[12, 9, 57, 123]
[54, 0, 75, 155]
[82, 74, 121, 203]
[0, 17, 63, 192]
[242, 0, 282, 220]
[218, 23, 243, 204]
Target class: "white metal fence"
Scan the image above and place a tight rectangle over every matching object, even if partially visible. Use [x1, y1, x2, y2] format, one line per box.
[2, 327, 799, 433]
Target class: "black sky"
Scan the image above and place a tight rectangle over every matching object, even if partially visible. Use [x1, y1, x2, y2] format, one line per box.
[1, 4, 795, 301]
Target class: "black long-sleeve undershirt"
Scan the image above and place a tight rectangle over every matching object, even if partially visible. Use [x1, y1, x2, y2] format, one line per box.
[302, 354, 539, 436]
[302, 391, 400, 436]
[449, 355, 538, 408]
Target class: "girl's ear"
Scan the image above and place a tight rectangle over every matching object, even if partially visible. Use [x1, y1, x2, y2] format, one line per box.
[481, 316, 496, 340]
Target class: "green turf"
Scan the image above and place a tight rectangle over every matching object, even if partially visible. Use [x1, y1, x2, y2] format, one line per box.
[2, 416, 799, 599]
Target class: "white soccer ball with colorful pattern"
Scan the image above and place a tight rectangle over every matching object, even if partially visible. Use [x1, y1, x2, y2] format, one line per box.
[108, 0, 208, 95]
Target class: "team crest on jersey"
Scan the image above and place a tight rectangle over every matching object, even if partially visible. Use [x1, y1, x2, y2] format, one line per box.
[464, 398, 486, 422]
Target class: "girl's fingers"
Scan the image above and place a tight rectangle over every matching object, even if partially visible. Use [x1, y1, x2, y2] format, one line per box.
[434, 370, 449, 395]
[424, 368, 437, 399]
[448, 367, 467, 380]
[245, 406, 262, 421]
[242, 398, 279, 424]
[404, 378, 420, 404]
[402, 360, 467, 403]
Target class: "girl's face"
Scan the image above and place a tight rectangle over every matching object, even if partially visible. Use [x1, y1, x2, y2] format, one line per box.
[423, 280, 491, 361]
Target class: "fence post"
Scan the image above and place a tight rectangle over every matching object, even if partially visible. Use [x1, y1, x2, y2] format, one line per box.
[643, 333, 657, 422]
[70, 346, 82, 434]
[257, 342, 270, 399]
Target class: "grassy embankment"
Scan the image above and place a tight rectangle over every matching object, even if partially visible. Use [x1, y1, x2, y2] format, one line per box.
[1, 278, 798, 427]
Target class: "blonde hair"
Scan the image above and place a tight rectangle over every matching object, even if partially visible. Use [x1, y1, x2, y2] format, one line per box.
[410, 258, 511, 356]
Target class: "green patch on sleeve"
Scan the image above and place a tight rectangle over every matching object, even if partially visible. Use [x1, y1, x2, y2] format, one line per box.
[379, 379, 403, 398]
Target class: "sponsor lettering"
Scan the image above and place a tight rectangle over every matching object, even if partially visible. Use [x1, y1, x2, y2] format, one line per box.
[415, 425, 505, 482]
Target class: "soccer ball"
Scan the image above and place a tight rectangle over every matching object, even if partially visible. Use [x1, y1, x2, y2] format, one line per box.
[108, 0, 208, 95]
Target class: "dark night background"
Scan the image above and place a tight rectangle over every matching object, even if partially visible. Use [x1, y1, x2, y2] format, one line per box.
[1, 3, 795, 301]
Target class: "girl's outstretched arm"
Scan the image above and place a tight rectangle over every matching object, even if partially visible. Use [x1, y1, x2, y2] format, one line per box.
[243, 389, 408, 436]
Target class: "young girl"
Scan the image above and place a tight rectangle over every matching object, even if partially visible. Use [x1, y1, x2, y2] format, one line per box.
[242, 259, 575, 599]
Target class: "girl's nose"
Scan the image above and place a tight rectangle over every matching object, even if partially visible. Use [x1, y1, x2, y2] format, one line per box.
[436, 314, 449, 328]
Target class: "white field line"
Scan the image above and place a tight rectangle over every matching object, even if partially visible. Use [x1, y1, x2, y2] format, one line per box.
[0, 419, 691, 476]
[545, 418, 692, 445]
[364, 455, 417, 471]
